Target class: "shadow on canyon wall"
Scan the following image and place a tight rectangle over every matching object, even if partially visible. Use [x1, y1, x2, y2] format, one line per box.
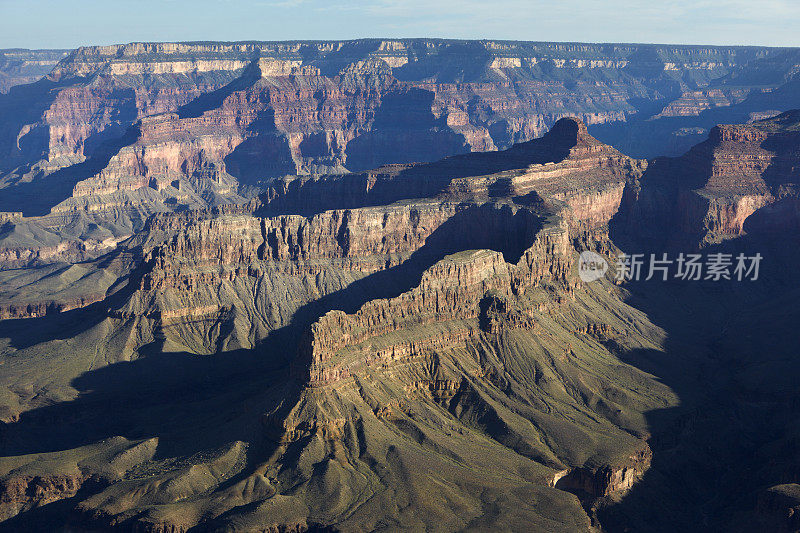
[0, 77, 89, 174]
[257, 119, 579, 218]
[1, 209, 797, 531]
[0, 478, 108, 533]
[344, 87, 470, 172]
[0, 78, 141, 216]
[0, 58, 264, 217]
[274, 204, 541, 348]
[177, 59, 262, 120]
[597, 220, 800, 531]
[590, 76, 800, 159]
[0, 123, 142, 217]
[0, 203, 541, 461]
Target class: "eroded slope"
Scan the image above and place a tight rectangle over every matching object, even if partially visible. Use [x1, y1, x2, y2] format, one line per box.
[0, 118, 673, 531]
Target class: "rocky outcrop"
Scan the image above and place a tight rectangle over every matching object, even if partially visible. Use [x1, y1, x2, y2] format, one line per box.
[614, 110, 800, 249]
[1, 34, 800, 529]
[2, 40, 799, 276]
[5, 113, 783, 531]
[0, 294, 106, 320]
[654, 88, 752, 118]
[553, 446, 653, 499]
[255, 117, 642, 221]
[13, 118, 633, 323]
[296, 215, 571, 387]
[0, 472, 89, 521]
[3, 40, 799, 217]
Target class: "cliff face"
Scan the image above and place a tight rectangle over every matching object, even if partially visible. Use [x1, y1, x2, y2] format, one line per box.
[2, 40, 799, 273]
[0, 117, 673, 531]
[0, 49, 68, 93]
[613, 110, 800, 249]
[109, 118, 632, 349]
[34, 40, 799, 176]
[1, 41, 797, 212]
[1, 108, 800, 531]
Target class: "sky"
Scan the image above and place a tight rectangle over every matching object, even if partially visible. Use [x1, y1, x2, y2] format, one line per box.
[1, 0, 799, 50]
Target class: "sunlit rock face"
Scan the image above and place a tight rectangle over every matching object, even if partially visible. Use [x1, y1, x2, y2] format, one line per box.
[2, 37, 800, 531]
[0, 117, 673, 532]
[3, 40, 799, 217]
[613, 110, 800, 249]
[2, 39, 799, 273]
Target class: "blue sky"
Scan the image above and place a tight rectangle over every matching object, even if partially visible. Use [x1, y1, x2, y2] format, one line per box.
[1, 0, 799, 49]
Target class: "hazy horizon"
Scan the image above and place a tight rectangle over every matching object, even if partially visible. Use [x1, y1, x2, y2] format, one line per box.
[5, 36, 800, 52]
[1, 0, 799, 50]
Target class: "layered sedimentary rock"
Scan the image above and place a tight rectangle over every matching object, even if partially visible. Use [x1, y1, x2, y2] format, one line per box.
[0, 42, 790, 208]
[613, 110, 800, 249]
[591, 66, 800, 158]
[3, 108, 800, 531]
[653, 88, 752, 118]
[0, 49, 68, 93]
[2, 39, 800, 271]
[0, 118, 674, 532]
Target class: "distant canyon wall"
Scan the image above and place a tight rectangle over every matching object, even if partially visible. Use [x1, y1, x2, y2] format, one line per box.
[3, 40, 800, 200]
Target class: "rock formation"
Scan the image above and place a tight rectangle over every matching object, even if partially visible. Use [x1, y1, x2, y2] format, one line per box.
[0, 49, 68, 93]
[2, 39, 800, 271]
[613, 109, 800, 250]
[0, 117, 677, 531]
[1, 48, 800, 529]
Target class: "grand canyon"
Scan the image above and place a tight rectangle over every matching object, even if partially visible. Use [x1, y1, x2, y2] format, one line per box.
[0, 38, 799, 532]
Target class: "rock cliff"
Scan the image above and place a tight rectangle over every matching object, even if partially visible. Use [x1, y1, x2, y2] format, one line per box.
[0, 117, 671, 531]
[2, 39, 800, 268]
[613, 109, 800, 249]
[0, 49, 68, 93]
[1, 108, 800, 532]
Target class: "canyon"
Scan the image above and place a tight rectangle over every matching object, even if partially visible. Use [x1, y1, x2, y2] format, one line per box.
[2, 40, 800, 273]
[0, 116, 673, 532]
[0, 39, 799, 532]
[0, 110, 796, 531]
[0, 49, 67, 94]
